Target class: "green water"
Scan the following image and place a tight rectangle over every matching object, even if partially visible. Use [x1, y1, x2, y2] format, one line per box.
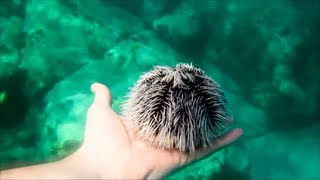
[0, 0, 319, 179]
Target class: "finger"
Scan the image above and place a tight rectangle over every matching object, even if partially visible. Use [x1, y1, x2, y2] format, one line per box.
[91, 83, 112, 108]
[86, 83, 130, 142]
[193, 128, 243, 160]
[87, 82, 115, 124]
[212, 128, 243, 150]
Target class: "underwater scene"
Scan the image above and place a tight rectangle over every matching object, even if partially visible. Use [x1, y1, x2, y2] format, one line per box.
[0, 0, 319, 179]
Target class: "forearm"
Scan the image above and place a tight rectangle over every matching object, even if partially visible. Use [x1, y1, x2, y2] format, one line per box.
[1, 161, 70, 179]
[0, 152, 99, 179]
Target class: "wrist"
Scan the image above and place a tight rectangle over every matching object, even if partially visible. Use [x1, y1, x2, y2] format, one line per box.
[60, 149, 101, 179]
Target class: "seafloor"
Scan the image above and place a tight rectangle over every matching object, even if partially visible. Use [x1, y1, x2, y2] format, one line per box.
[0, 0, 319, 179]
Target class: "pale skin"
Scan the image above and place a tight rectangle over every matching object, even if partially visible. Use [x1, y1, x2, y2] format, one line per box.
[1, 83, 243, 179]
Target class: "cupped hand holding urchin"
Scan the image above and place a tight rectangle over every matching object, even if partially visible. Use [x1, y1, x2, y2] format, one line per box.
[75, 64, 243, 179]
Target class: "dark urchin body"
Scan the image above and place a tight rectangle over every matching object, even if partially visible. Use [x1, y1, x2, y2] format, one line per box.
[122, 63, 231, 153]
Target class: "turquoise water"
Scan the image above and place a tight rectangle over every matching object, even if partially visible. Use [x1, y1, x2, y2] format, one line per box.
[0, 0, 319, 179]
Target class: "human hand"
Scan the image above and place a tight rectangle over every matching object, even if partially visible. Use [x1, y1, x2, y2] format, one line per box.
[71, 83, 243, 179]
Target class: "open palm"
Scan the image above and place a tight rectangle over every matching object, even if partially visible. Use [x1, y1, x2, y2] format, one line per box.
[76, 83, 243, 179]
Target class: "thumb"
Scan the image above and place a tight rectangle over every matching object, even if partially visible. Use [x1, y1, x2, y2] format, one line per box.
[85, 83, 130, 145]
[86, 82, 114, 124]
[91, 83, 112, 108]
[87, 83, 125, 133]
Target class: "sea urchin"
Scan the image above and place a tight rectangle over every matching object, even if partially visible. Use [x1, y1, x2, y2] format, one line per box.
[121, 63, 231, 153]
